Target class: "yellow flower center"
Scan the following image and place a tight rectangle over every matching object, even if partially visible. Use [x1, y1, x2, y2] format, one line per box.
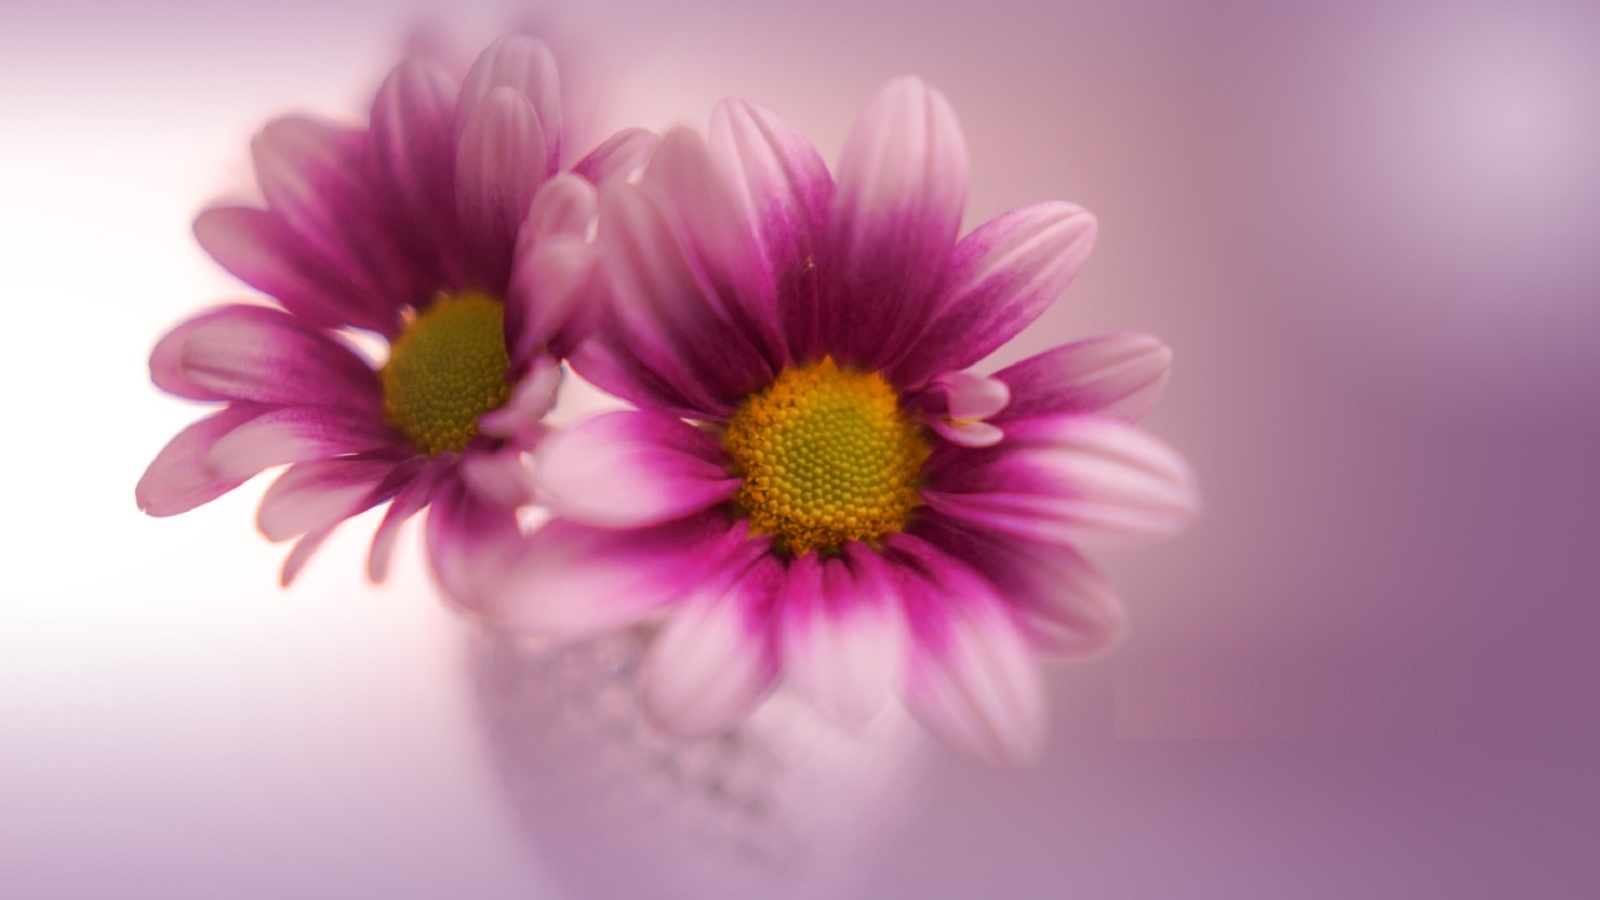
[723, 357, 929, 556]
[380, 291, 511, 456]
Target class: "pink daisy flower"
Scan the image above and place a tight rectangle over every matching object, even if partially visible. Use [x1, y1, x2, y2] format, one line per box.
[135, 36, 654, 605]
[488, 78, 1200, 765]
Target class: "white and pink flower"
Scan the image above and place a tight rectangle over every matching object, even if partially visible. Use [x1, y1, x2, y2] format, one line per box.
[485, 78, 1200, 765]
[136, 36, 653, 607]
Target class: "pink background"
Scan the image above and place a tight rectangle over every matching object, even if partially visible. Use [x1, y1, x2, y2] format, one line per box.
[3, 0, 1597, 897]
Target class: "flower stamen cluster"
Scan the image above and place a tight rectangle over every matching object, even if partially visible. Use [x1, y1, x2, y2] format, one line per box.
[381, 291, 511, 456]
[723, 357, 929, 555]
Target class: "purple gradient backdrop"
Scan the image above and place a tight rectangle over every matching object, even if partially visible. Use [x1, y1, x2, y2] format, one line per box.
[4, 1, 1598, 897]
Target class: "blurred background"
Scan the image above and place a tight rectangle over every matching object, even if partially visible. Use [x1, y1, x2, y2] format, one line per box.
[3, 0, 1597, 897]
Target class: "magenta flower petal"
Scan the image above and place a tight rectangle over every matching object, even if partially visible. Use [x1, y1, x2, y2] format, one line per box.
[508, 175, 601, 359]
[149, 305, 380, 412]
[538, 410, 740, 528]
[994, 332, 1172, 424]
[562, 339, 696, 422]
[457, 35, 562, 173]
[934, 371, 1012, 421]
[572, 127, 658, 185]
[523, 171, 597, 238]
[280, 526, 335, 587]
[257, 457, 400, 542]
[192, 207, 398, 335]
[929, 419, 1004, 448]
[276, 462, 428, 588]
[779, 547, 908, 730]
[639, 554, 784, 736]
[892, 535, 1048, 767]
[425, 477, 523, 612]
[459, 443, 535, 510]
[366, 462, 446, 583]
[456, 86, 548, 287]
[477, 354, 561, 444]
[592, 179, 772, 416]
[369, 58, 458, 216]
[487, 513, 757, 639]
[508, 181, 599, 363]
[709, 98, 834, 359]
[892, 202, 1096, 386]
[252, 116, 366, 253]
[640, 129, 786, 366]
[367, 57, 467, 288]
[921, 372, 1011, 448]
[509, 233, 596, 361]
[252, 117, 420, 307]
[901, 599, 1048, 768]
[202, 406, 399, 484]
[136, 402, 270, 517]
[825, 77, 968, 370]
[918, 520, 1125, 661]
[148, 312, 228, 402]
[925, 415, 1200, 546]
[1005, 546, 1125, 661]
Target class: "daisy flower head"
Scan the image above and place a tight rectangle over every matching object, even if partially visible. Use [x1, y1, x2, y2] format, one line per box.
[492, 78, 1200, 765]
[135, 35, 656, 606]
